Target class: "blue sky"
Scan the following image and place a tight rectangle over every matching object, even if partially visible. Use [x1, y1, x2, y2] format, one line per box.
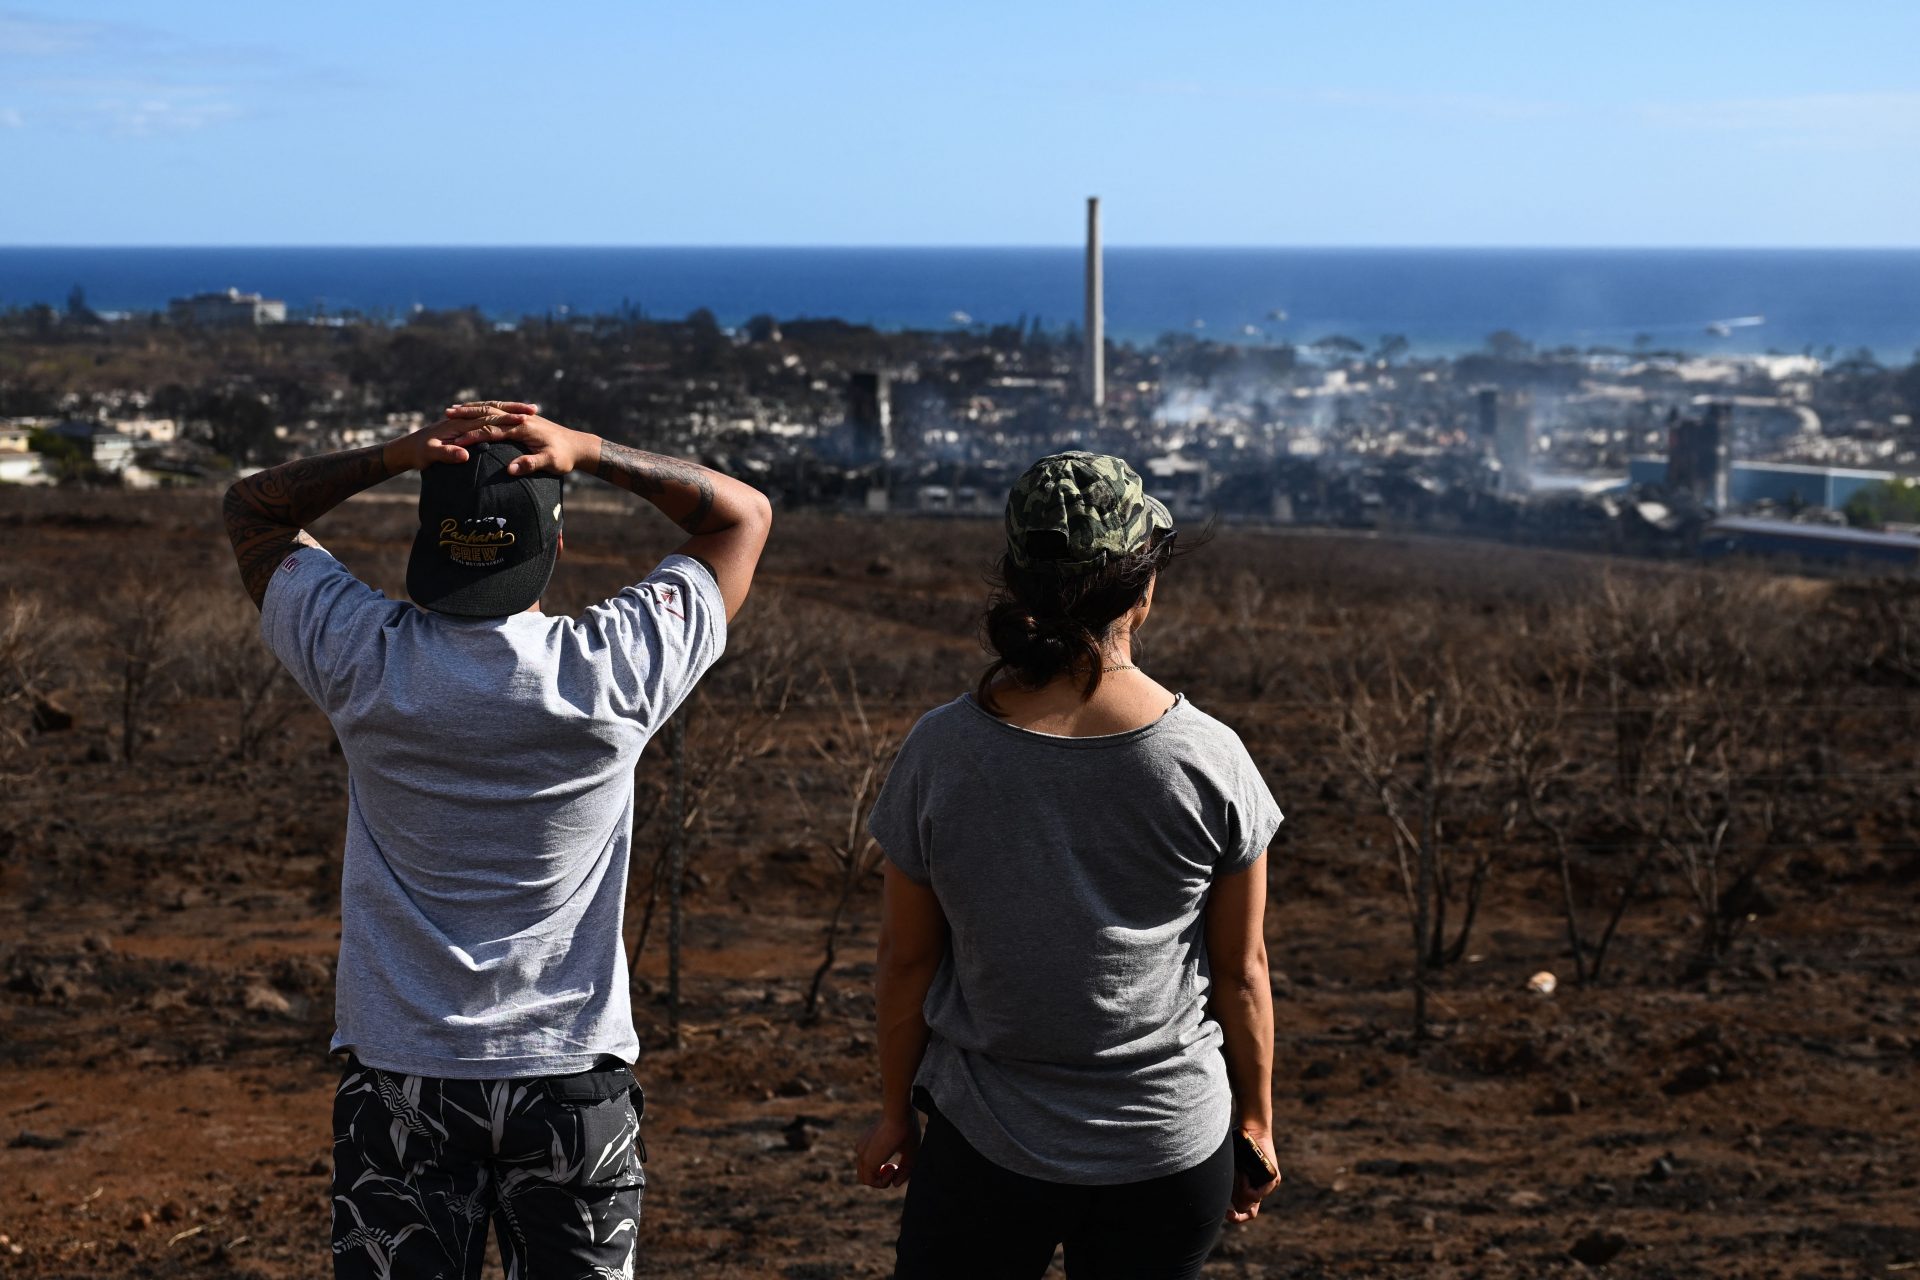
[2, 1, 1917, 246]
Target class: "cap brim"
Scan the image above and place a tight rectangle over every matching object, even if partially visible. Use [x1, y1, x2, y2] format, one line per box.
[1145, 494, 1175, 538]
[406, 526, 558, 618]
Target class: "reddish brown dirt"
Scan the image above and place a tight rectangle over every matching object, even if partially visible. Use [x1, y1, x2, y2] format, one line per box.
[2, 491, 1917, 1278]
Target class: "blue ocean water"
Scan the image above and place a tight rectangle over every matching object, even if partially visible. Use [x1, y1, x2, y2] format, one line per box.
[2, 246, 1916, 360]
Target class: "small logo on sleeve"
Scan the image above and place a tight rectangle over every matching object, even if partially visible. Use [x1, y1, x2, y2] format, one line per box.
[280, 555, 301, 575]
[655, 583, 685, 621]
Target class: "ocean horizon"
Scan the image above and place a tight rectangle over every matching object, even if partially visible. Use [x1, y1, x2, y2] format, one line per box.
[4, 245, 1918, 360]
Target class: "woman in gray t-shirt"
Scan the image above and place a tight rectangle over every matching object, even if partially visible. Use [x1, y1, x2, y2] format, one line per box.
[855, 452, 1283, 1279]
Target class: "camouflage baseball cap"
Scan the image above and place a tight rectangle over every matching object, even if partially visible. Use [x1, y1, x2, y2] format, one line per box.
[1005, 451, 1174, 574]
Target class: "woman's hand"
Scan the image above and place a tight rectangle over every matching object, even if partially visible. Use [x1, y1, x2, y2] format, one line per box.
[1226, 1126, 1281, 1223]
[855, 1110, 920, 1189]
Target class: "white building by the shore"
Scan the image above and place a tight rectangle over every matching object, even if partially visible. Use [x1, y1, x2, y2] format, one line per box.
[168, 288, 287, 327]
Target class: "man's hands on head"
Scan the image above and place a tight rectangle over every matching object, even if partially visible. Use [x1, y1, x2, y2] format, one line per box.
[432, 398, 771, 622]
[441, 401, 597, 477]
[380, 401, 553, 474]
[223, 400, 556, 612]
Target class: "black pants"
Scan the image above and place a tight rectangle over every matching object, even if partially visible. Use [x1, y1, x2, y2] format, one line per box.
[895, 1103, 1233, 1280]
[330, 1055, 645, 1280]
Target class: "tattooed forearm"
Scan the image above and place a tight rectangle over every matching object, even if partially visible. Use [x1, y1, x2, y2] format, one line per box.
[222, 444, 393, 609]
[591, 441, 719, 534]
[223, 486, 303, 609]
[235, 444, 391, 527]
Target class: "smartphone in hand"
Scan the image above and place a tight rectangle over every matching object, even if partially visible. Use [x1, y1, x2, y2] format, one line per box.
[1230, 1130, 1278, 1186]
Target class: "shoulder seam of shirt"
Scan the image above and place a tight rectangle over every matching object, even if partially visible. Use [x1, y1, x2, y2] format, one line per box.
[260, 543, 340, 617]
[662, 551, 721, 591]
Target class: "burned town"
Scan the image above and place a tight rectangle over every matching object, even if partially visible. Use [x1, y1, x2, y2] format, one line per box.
[3, 270, 1919, 1277]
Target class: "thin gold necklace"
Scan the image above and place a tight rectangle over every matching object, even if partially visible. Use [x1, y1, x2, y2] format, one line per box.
[1101, 663, 1137, 673]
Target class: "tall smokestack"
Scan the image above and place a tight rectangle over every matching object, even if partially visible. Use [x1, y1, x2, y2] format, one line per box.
[1085, 196, 1104, 410]
[1704, 400, 1732, 510]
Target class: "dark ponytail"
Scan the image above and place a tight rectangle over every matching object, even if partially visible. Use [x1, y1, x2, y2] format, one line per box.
[976, 535, 1179, 713]
[982, 599, 1104, 694]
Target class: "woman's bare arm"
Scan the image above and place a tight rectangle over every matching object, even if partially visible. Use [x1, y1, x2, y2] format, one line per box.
[1207, 853, 1281, 1220]
[855, 863, 949, 1188]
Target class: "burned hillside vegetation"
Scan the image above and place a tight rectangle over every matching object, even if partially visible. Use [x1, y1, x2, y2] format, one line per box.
[1, 490, 1917, 1278]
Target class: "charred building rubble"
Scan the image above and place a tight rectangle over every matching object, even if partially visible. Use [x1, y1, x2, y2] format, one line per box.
[799, 358, 1909, 569]
[169, 296, 1909, 570]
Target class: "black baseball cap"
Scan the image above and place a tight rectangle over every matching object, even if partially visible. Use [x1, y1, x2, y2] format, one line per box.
[406, 442, 562, 617]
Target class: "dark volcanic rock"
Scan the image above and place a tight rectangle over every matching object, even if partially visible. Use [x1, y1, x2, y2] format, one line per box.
[9, 1130, 64, 1150]
[1662, 1063, 1721, 1096]
[782, 1118, 819, 1152]
[1569, 1229, 1630, 1266]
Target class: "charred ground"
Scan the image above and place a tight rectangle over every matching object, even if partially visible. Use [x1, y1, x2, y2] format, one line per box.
[1, 489, 1916, 1278]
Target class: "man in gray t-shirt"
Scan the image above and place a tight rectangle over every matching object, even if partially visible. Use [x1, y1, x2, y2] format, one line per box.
[223, 400, 770, 1280]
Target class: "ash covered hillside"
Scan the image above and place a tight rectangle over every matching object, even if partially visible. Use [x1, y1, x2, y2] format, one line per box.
[0, 495, 1916, 1277]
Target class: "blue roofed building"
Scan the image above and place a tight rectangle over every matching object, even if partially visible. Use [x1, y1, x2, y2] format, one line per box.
[1629, 457, 1896, 511]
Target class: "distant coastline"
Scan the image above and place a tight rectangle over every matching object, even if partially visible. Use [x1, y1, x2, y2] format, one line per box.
[4, 245, 1919, 359]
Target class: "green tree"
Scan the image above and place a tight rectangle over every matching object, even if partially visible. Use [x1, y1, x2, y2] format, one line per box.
[197, 389, 278, 465]
[1374, 333, 1410, 365]
[1845, 478, 1920, 529]
[26, 428, 93, 481]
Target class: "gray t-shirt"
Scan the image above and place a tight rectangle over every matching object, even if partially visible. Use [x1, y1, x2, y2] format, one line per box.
[262, 545, 725, 1079]
[867, 692, 1282, 1185]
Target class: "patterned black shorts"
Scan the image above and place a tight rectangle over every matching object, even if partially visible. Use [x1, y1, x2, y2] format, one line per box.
[330, 1056, 645, 1280]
